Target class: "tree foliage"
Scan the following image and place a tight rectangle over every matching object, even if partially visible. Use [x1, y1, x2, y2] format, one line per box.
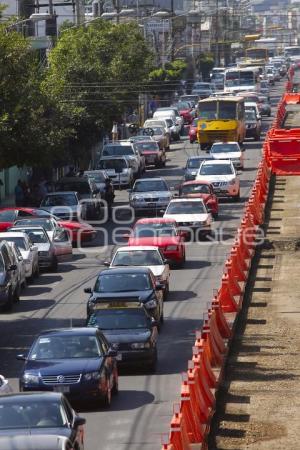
[43, 20, 154, 166]
[148, 59, 187, 101]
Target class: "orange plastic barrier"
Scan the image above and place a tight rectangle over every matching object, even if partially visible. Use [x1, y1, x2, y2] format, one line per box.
[265, 135, 300, 175]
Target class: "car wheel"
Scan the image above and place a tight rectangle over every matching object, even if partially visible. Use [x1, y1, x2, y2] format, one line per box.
[3, 289, 13, 312]
[51, 257, 58, 272]
[34, 263, 40, 279]
[102, 380, 112, 408]
[147, 349, 157, 373]
[112, 374, 119, 396]
[163, 282, 169, 300]
[233, 191, 241, 202]
[14, 284, 20, 303]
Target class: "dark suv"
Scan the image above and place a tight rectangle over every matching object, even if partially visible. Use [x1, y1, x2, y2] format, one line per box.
[55, 177, 102, 219]
[0, 241, 20, 311]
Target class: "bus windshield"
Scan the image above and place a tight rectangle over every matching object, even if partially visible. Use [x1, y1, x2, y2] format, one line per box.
[246, 48, 268, 60]
[198, 101, 237, 120]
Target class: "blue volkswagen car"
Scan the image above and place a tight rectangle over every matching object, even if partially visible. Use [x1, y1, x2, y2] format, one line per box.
[17, 328, 118, 407]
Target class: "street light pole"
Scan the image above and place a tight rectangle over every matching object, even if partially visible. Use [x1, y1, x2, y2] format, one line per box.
[215, 0, 220, 66]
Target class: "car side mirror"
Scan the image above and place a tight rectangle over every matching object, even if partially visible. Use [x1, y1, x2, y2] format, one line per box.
[18, 256, 23, 262]
[155, 282, 164, 290]
[84, 287, 92, 294]
[103, 261, 110, 267]
[151, 319, 159, 328]
[74, 416, 86, 427]
[127, 189, 132, 193]
[242, 147, 246, 152]
[163, 259, 171, 265]
[16, 354, 27, 361]
[9, 264, 17, 271]
[106, 348, 118, 358]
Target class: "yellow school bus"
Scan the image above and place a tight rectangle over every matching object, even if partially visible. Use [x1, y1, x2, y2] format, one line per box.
[197, 97, 246, 149]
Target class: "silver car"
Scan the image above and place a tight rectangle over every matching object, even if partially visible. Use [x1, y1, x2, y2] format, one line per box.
[102, 141, 144, 177]
[98, 156, 134, 188]
[9, 226, 58, 271]
[128, 177, 173, 214]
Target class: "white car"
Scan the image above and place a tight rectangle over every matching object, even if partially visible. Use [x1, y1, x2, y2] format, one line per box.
[244, 101, 261, 122]
[0, 375, 12, 395]
[196, 159, 240, 201]
[102, 141, 144, 177]
[210, 141, 245, 169]
[154, 107, 184, 132]
[105, 246, 170, 299]
[13, 218, 73, 262]
[0, 232, 39, 281]
[163, 198, 213, 239]
[98, 156, 133, 188]
[144, 119, 172, 144]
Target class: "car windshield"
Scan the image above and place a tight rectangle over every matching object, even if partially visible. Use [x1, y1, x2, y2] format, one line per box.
[0, 399, 66, 429]
[98, 159, 127, 171]
[151, 127, 164, 136]
[94, 273, 151, 292]
[166, 201, 206, 215]
[133, 180, 168, 192]
[200, 163, 234, 175]
[88, 309, 150, 330]
[133, 224, 177, 238]
[41, 194, 77, 207]
[55, 182, 90, 195]
[181, 184, 210, 194]
[187, 158, 202, 169]
[245, 111, 256, 120]
[29, 335, 102, 360]
[113, 250, 163, 266]
[0, 236, 26, 250]
[103, 145, 134, 156]
[135, 143, 159, 152]
[0, 210, 15, 222]
[14, 219, 54, 231]
[14, 229, 48, 244]
[211, 144, 239, 153]
[176, 102, 190, 110]
[85, 172, 106, 183]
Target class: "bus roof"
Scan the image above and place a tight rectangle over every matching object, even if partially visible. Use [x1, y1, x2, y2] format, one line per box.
[198, 96, 243, 103]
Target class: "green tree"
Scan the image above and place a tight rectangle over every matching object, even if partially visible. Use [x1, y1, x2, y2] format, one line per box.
[197, 53, 214, 81]
[0, 25, 67, 168]
[148, 59, 187, 102]
[43, 20, 154, 167]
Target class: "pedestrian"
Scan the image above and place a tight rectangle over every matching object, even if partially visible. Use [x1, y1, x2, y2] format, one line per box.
[14, 179, 24, 206]
[112, 121, 118, 142]
[104, 178, 115, 220]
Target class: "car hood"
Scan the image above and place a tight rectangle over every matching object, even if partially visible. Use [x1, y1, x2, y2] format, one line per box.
[24, 358, 103, 374]
[0, 429, 71, 440]
[89, 290, 154, 303]
[35, 243, 51, 252]
[163, 213, 209, 222]
[102, 329, 151, 344]
[181, 193, 211, 201]
[0, 222, 12, 232]
[211, 152, 241, 159]
[196, 174, 235, 182]
[128, 237, 180, 247]
[131, 191, 170, 199]
[58, 220, 94, 231]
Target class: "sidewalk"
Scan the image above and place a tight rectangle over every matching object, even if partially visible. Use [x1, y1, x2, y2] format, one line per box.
[208, 175, 300, 449]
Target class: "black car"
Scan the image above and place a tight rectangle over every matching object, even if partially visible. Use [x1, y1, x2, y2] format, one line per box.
[184, 156, 213, 181]
[87, 301, 158, 371]
[17, 328, 118, 407]
[0, 240, 20, 311]
[85, 267, 164, 324]
[0, 392, 85, 449]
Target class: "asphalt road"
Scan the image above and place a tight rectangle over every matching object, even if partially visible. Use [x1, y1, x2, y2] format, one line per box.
[0, 83, 282, 450]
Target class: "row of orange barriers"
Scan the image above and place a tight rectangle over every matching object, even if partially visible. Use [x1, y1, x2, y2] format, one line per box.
[160, 156, 271, 449]
[265, 67, 300, 174]
[160, 74, 300, 448]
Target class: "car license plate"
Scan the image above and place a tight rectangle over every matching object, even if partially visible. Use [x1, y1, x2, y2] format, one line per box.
[53, 385, 70, 393]
[116, 353, 122, 361]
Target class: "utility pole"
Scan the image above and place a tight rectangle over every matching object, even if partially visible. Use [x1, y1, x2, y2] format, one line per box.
[215, 0, 219, 66]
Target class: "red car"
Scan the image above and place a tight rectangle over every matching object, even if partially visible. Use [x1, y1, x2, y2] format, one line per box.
[0, 207, 96, 243]
[126, 218, 186, 267]
[178, 180, 219, 219]
[188, 118, 199, 144]
[134, 140, 166, 168]
[176, 101, 194, 124]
